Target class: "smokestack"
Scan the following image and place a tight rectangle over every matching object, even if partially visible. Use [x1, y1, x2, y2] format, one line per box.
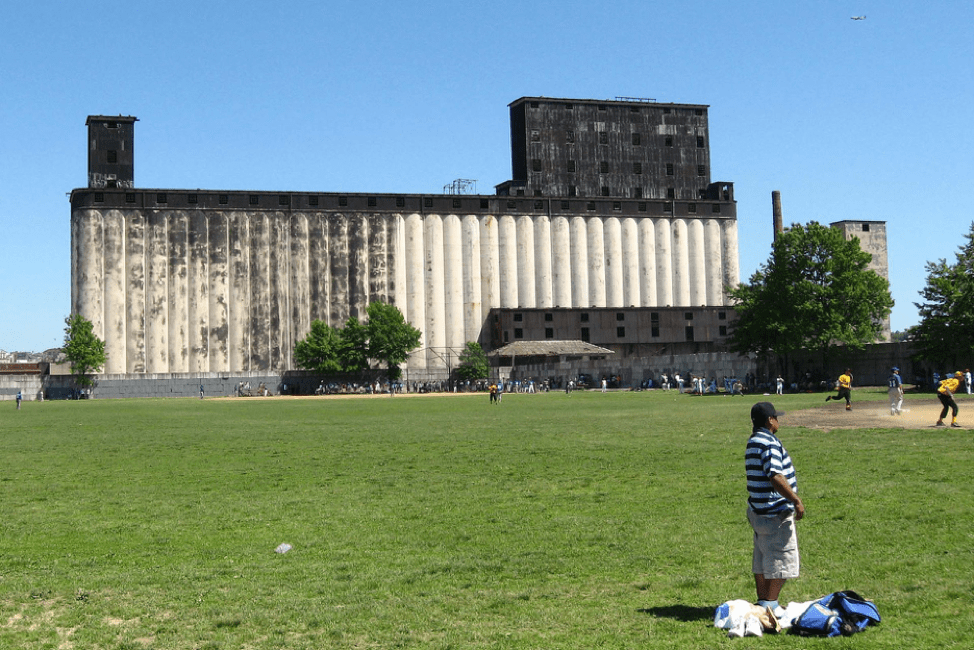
[772, 191, 783, 240]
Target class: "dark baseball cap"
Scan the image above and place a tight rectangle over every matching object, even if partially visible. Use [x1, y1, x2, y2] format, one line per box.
[751, 402, 784, 424]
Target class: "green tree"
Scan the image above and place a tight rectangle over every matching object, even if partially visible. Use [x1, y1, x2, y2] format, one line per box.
[293, 320, 344, 373]
[912, 222, 974, 366]
[361, 301, 422, 381]
[337, 317, 370, 373]
[62, 314, 107, 392]
[727, 222, 893, 368]
[455, 341, 490, 382]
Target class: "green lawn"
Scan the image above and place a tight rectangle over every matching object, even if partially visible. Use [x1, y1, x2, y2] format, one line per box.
[0, 390, 971, 648]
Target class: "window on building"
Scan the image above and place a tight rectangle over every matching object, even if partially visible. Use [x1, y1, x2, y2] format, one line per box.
[613, 201, 621, 210]
[632, 132, 641, 145]
[534, 199, 544, 208]
[586, 201, 596, 211]
[94, 192, 104, 203]
[863, 224, 870, 232]
[630, 106, 640, 113]
[157, 193, 168, 204]
[599, 131, 608, 145]
[666, 163, 674, 176]
[532, 159, 542, 172]
[507, 200, 517, 208]
[600, 161, 609, 174]
[309, 195, 320, 206]
[685, 326, 695, 341]
[515, 328, 524, 339]
[125, 193, 136, 203]
[685, 312, 693, 320]
[652, 326, 660, 337]
[188, 194, 198, 204]
[665, 136, 673, 146]
[712, 204, 721, 214]
[514, 313, 522, 321]
[565, 103, 574, 110]
[667, 187, 675, 199]
[617, 326, 626, 338]
[504, 331, 509, 342]
[638, 201, 647, 212]
[695, 109, 703, 116]
[453, 198, 462, 209]
[581, 327, 590, 341]
[697, 165, 706, 176]
[598, 104, 607, 111]
[633, 187, 643, 199]
[544, 313, 553, 322]
[697, 135, 705, 148]
[107, 150, 117, 164]
[396, 197, 405, 207]
[616, 312, 625, 321]
[719, 325, 728, 337]
[663, 203, 672, 213]
[219, 194, 229, 205]
[567, 160, 576, 173]
[688, 203, 697, 213]
[580, 312, 589, 322]
[633, 162, 642, 174]
[280, 195, 291, 206]
[530, 130, 540, 142]
[545, 328, 554, 339]
[425, 197, 435, 207]
[718, 311, 726, 320]
[249, 194, 259, 206]
[663, 107, 671, 114]
[530, 101, 539, 108]
[561, 200, 570, 210]
[569, 186, 577, 197]
[480, 199, 489, 209]
[601, 187, 610, 197]
[339, 196, 348, 206]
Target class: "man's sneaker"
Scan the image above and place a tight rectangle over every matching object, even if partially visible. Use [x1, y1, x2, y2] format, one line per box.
[846, 404, 852, 411]
[951, 423, 962, 428]
[935, 421, 946, 427]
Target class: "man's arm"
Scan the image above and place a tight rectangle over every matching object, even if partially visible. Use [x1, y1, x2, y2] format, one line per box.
[769, 474, 805, 520]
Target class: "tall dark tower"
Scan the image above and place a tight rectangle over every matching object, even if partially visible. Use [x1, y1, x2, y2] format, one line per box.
[86, 115, 138, 188]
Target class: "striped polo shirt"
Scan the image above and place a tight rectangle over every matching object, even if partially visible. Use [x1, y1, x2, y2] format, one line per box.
[745, 427, 797, 514]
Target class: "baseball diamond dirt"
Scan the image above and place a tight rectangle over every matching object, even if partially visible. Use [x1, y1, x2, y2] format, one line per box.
[784, 397, 965, 431]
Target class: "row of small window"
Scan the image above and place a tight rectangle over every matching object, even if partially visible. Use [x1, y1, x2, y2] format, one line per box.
[533, 132, 704, 148]
[529, 101, 705, 117]
[514, 311, 727, 322]
[537, 160, 706, 177]
[512, 325, 726, 341]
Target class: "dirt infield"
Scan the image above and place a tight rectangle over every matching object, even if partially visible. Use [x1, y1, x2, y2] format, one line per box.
[784, 396, 967, 431]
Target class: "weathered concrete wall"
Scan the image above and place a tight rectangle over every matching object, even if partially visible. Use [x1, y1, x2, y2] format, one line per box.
[72, 202, 741, 375]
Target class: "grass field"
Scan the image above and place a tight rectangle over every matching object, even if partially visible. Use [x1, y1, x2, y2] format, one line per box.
[0, 389, 971, 648]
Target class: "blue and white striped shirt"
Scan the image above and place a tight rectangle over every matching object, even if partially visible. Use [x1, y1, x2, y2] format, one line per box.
[745, 428, 797, 514]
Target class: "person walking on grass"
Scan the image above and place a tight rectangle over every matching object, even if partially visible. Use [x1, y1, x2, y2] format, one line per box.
[935, 371, 964, 428]
[825, 369, 853, 411]
[888, 367, 904, 416]
[966, 369, 972, 396]
[745, 402, 804, 617]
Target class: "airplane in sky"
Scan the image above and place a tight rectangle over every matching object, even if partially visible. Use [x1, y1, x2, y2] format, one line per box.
[851, 15, 866, 20]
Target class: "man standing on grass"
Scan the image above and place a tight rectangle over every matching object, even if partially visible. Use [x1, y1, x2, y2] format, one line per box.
[745, 402, 804, 616]
[888, 367, 904, 416]
[935, 371, 964, 428]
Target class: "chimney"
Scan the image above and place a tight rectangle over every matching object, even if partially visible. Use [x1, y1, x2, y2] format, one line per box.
[772, 191, 783, 240]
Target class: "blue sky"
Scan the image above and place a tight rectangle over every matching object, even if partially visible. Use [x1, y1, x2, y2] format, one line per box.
[2, 0, 972, 352]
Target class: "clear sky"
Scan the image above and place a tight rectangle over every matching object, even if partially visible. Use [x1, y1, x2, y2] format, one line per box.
[2, 0, 972, 353]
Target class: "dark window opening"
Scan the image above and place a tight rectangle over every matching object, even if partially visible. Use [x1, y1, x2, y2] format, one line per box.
[545, 328, 554, 339]
[561, 200, 570, 210]
[665, 136, 673, 146]
[581, 327, 590, 341]
[339, 196, 348, 206]
[685, 326, 695, 341]
[367, 196, 377, 207]
[309, 195, 319, 206]
[395, 197, 405, 207]
[514, 313, 523, 321]
[479, 199, 489, 209]
[534, 200, 544, 209]
[156, 193, 168, 204]
[632, 132, 641, 145]
[719, 325, 728, 336]
[567, 160, 576, 173]
[453, 198, 462, 209]
[685, 312, 693, 320]
[125, 193, 136, 203]
[532, 158, 542, 172]
[507, 200, 517, 209]
[697, 136, 705, 148]
[568, 186, 577, 197]
[188, 194, 198, 204]
[712, 204, 721, 214]
[697, 165, 706, 176]
[688, 203, 697, 213]
[94, 192, 104, 203]
[107, 150, 117, 164]
[666, 163, 674, 176]
[219, 194, 229, 205]
[599, 132, 608, 145]
[718, 311, 726, 320]
[580, 312, 589, 322]
[514, 328, 524, 339]
[617, 326, 626, 338]
[637, 201, 647, 211]
[280, 195, 291, 206]
[601, 187, 610, 197]
[633, 162, 642, 174]
[425, 197, 434, 207]
[249, 194, 259, 206]
[544, 313, 553, 321]
[530, 130, 540, 142]
[616, 312, 625, 321]
[599, 160, 609, 174]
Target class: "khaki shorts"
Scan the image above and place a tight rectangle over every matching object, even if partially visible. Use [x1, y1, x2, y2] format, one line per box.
[748, 507, 800, 579]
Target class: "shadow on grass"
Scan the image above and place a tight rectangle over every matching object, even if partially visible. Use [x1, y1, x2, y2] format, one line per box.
[638, 604, 715, 622]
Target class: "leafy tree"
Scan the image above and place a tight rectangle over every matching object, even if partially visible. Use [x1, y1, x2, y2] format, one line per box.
[361, 301, 422, 381]
[912, 222, 974, 366]
[293, 320, 344, 373]
[455, 342, 490, 381]
[292, 302, 422, 382]
[62, 314, 107, 391]
[727, 222, 893, 368]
